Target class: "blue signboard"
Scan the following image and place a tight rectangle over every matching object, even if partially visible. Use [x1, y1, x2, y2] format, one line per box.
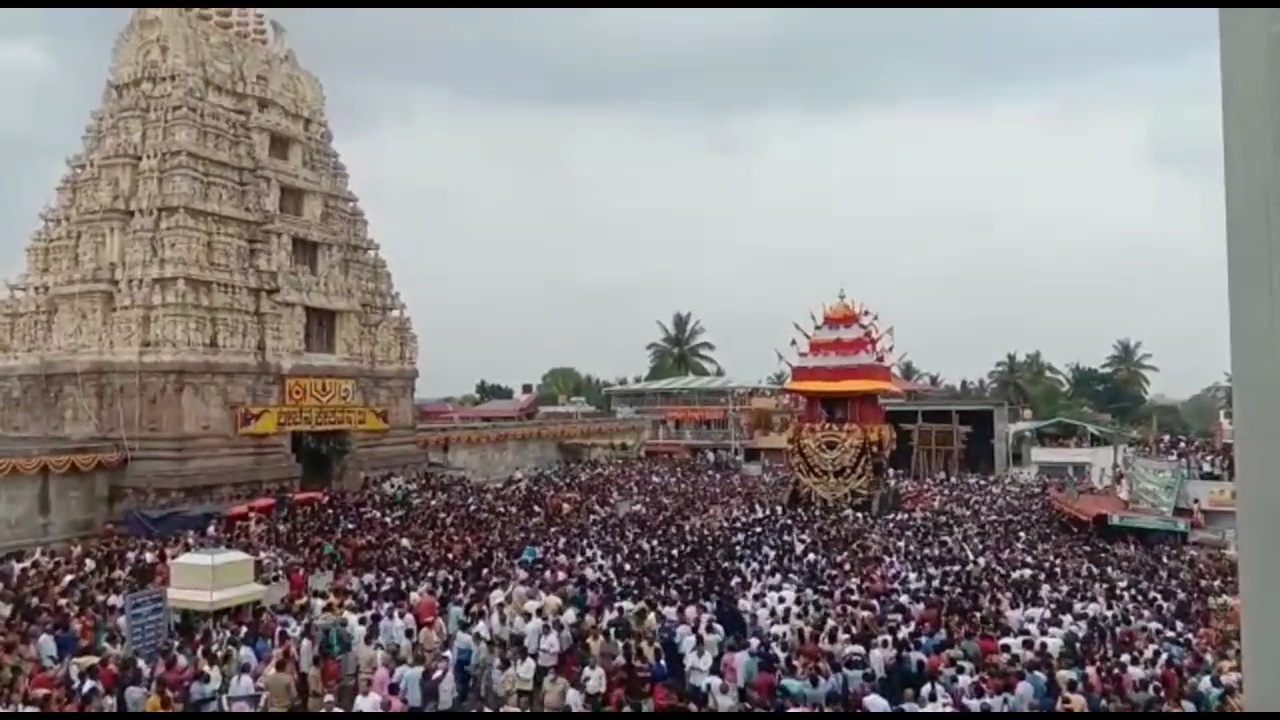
[124, 588, 170, 659]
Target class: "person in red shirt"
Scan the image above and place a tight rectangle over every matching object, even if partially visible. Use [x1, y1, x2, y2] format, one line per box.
[652, 682, 677, 711]
[97, 658, 118, 696]
[416, 594, 438, 626]
[976, 634, 998, 658]
[750, 666, 777, 706]
[287, 568, 306, 598]
[320, 655, 342, 693]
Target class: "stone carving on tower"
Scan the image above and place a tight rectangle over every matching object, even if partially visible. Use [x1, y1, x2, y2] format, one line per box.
[0, 8, 418, 371]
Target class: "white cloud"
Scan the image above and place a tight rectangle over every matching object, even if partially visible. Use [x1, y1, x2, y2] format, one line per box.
[0, 38, 58, 136]
[0, 10, 1227, 400]
[340, 85, 1227, 396]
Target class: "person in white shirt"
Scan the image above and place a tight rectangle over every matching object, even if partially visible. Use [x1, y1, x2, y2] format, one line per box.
[227, 665, 256, 700]
[579, 657, 607, 712]
[351, 678, 383, 712]
[513, 650, 537, 711]
[862, 690, 892, 712]
[320, 693, 346, 712]
[683, 636, 713, 690]
[522, 613, 542, 656]
[536, 624, 561, 676]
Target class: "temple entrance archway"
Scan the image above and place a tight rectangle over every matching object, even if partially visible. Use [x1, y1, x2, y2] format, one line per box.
[291, 431, 350, 491]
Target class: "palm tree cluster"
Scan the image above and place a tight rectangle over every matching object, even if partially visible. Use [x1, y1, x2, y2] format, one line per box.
[457, 303, 1234, 438]
[900, 338, 1162, 426]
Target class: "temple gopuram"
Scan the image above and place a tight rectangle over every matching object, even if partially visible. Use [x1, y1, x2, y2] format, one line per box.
[0, 8, 419, 531]
[784, 291, 902, 505]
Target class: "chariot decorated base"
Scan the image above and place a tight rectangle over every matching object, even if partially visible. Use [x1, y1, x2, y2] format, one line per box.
[783, 292, 903, 504]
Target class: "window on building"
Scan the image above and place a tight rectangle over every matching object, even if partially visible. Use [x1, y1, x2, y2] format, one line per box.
[304, 307, 337, 354]
[278, 186, 304, 217]
[291, 237, 319, 274]
[268, 133, 291, 161]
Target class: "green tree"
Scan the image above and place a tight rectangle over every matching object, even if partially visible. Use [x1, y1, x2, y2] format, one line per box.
[953, 378, 990, 398]
[765, 369, 790, 386]
[473, 380, 514, 402]
[1140, 402, 1191, 436]
[986, 351, 1068, 418]
[1178, 390, 1222, 437]
[922, 372, 944, 389]
[538, 366, 585, 402]
[987, 352, 1033, 407]
[1214, 371, 1232, 411]
[1021, 351, 1064, 391]
[1103, 337, 1159, 396]
[1063, 363, 1112, 409]
[645, 311, 720, 379]
[536, 367, 611, 409]
[897, 359, 922, 382]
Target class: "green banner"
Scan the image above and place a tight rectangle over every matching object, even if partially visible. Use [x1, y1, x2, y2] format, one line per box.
[1108, 513, 1189, 533]
[1125, 457, 1188, 518]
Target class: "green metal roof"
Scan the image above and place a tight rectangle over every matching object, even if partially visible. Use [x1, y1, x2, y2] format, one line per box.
[603, 375, 763, 394]
[1008, 416, 1136, 439]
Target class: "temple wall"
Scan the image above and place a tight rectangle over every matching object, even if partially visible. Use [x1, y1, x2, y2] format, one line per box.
[418, 420, 645, 482]
[0, 360, 416, 438]
[0, 468, 114, 550]
[0, 359, 417, 501]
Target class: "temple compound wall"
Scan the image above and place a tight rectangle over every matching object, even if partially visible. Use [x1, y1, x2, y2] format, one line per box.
[418, 420, 646, 482]
[0, 446, 121, 550]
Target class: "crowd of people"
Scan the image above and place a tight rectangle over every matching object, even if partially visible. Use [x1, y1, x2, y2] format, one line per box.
[0, 457, 1242, 712]
[1147, 435, 1234, 482]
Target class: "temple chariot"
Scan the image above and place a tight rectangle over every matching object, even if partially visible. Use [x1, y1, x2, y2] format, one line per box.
[783, 291, 902, 505]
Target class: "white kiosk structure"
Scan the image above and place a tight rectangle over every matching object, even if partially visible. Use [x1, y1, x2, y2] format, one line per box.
[167, 548, 266, 612]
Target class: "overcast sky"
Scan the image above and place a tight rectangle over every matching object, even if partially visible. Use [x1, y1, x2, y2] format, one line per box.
[0, 9, 1227, 397]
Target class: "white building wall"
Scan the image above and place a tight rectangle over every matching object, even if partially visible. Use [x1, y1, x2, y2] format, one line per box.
[1219, 9, 1280, 710]
[1029, 445, 1121, 489]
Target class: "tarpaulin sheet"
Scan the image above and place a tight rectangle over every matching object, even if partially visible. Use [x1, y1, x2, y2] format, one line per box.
[1125, 456, 1188, 518]
[124, 508, 219, 539]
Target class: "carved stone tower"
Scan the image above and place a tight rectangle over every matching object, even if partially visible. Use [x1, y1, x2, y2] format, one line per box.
[0, 8, 421, 498]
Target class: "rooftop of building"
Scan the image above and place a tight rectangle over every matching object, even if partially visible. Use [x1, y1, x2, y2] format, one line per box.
[603, 375, 771, 395]
[606, 373, 937, 396]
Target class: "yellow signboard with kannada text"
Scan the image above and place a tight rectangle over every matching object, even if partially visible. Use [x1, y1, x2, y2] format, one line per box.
[235, 406, 390, 436]
[283, 377, 357, 407]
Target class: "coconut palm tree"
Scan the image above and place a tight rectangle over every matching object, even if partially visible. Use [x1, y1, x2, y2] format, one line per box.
[987, 352, 1032, 406]
[923, 372, 944, 389]
[645, 311, 720, 379]
[955, 378, 990, 398]
[1021, 350, 1064, 390]
[1102, 337, 1159, 396]
[765, 369, 790, 386]
[897, 359, 923, 382]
